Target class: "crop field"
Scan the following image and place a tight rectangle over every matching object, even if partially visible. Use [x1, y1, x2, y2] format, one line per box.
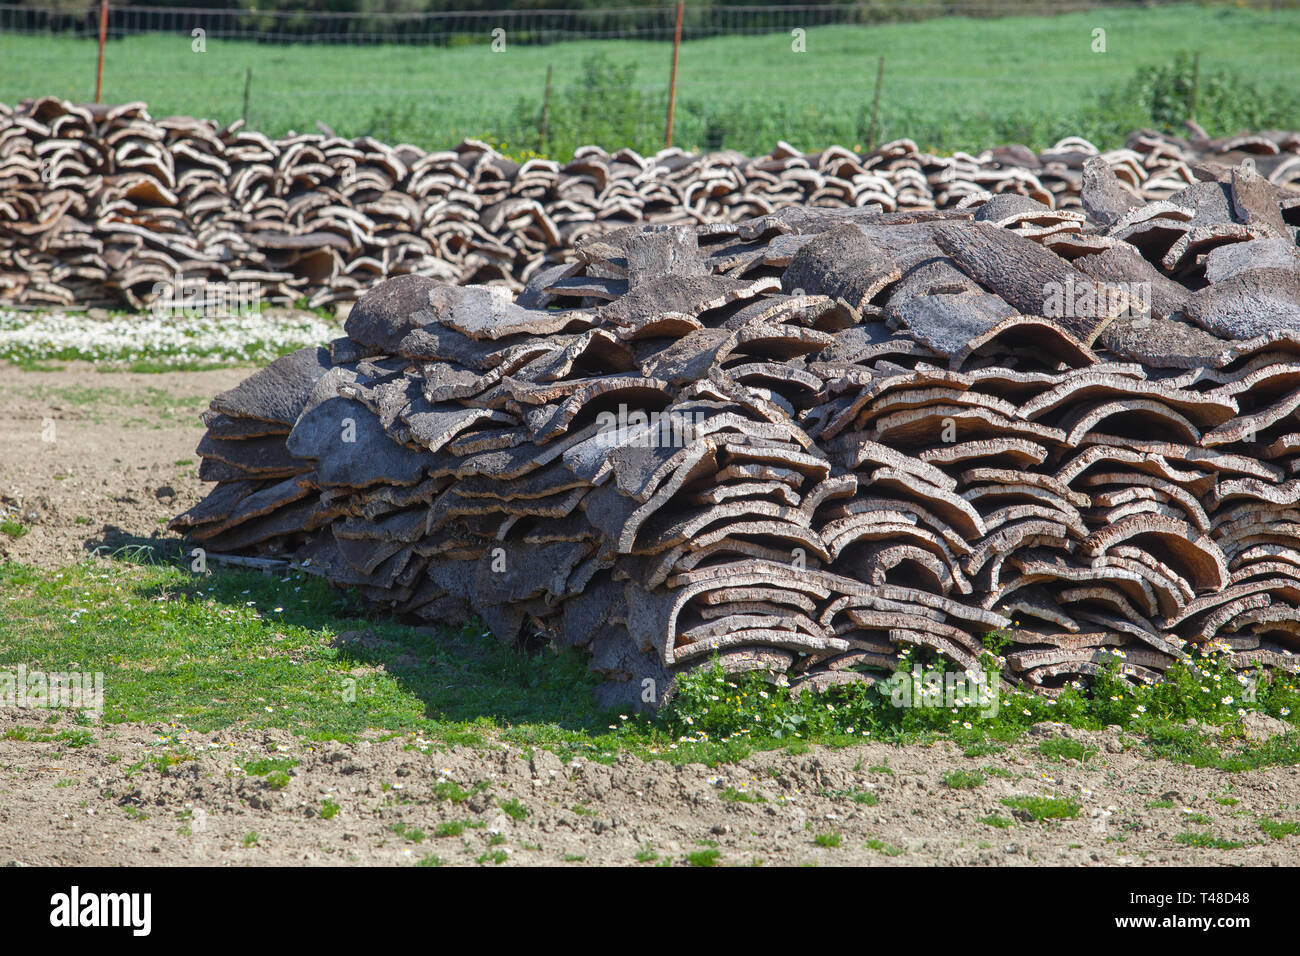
[3, 4, 1299, 157]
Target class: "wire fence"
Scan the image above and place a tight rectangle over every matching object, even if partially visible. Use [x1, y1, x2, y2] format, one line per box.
[2, 1, 1299, 158]
[3, 1, 1294, 44]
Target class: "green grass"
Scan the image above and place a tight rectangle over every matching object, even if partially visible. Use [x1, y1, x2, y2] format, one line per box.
[0, 558, 632, 753]
[320, 798, 341, 820]
[943, 769, 985, 789]
[1147, 725, 1300, 773]
[864, 838, 903, 857]
[4, 6, 1298, 158]
[1, 519, 28, 540]
[1, 555, 1296, 770]
[685, 848, 721, 867]
[389, 823, 426, 844]
[813, 832, 841, 848]
[1035, 738, 1098, 763]
[1001, 795, 1082, 822]
[721, 786, 765, 804]
[1259, 818, 1300, 840]
[978, 814, 1015, 829]
[499, 798, 528, 822]
[1173, 831, 1244, 850]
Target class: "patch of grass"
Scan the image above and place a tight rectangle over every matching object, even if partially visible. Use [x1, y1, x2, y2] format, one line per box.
[415, 853, 444, 867]
[242, 831, 259, 847]
[5, 7, 1298, 157]
[1173, 831, 1244, 850]
[864, 838, 903, 857]
[982, 766, 1013, 779]
[389, 823, 426, 844]
[721, 786, 765, 804]
[1035, 738, 1098, 763]
[634, 844, 658, 863]
[1184, 812, 1212, 826]
[979, 814, 1015, 829]
[813, 832, 841, 848]
[1215, 796, 1240, 807]
[944, 769, 984, 790]
[434, 821, 466, 838]
[561, 853, 586, 862]
[685, 848, 721, 867]
[1145, 798, 1176, 809]
[1259, 818, 1300, 840]
[1001, 795, 1082, 822]
[476, 849, 509, 865]
[499, 798, 528, 822]
[430, 780, 470, 804]
[1, 558, 1295, 770]
[1147, 725, 1300, 773]
[320, 798, 340, 820]
[0, 519, 28, 539]
[242, 757, 298, 776]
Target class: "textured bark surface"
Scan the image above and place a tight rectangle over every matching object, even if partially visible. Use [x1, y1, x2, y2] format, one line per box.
[6, 97, 1300, 309]
[169, 167, 1300, 709]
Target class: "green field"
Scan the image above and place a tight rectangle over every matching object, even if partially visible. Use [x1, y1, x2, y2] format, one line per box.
[3, 4, 1299, 157]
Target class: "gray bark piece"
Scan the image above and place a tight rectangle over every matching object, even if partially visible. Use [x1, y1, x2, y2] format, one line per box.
[1183, 268, 1300, 339]
[599, 275, 776, 328]
[885, 291, 1018, 356]
[200, 411, 290, 439]
[1098, 315, 1231, 370]
[1080, 156, 1143, 227]
[780, 225, 901, 311]
[474, 539, 591, 606]
[1204, 238, 1299, 285]
[932, 221, 1129, 345]
[209, 345, 331, 426]
[1073, 243, 1191, 320]
[287, 396, 427, 487]
[167, 479, 260, 530]
[344, 273, 445, 352]
[1168, 180, 1235, 229]
[885, 256, 981, 308]
[196, 433, 306, 475]
[625, 226, 706, 287]
[430, 284, 594, 341]
[1231, 164, 1290, 239]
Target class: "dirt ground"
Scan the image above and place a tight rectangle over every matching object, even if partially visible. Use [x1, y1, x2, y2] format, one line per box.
[2, 709, 1297, 866]
[0, 363, 248, 568]
[2, 361, 1298, 866]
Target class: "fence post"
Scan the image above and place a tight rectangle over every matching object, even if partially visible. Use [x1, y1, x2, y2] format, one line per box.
[665, 0, 683, 149]
[94, 0, 108, 104]
[867, 55, 885, 152]
[538, 65, 552, 156]
[1189, 51, 1200, 122]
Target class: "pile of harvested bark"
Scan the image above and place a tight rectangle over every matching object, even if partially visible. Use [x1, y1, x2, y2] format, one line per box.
[172, 158, 1300, 706]
[6, 95, 1300, 310]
